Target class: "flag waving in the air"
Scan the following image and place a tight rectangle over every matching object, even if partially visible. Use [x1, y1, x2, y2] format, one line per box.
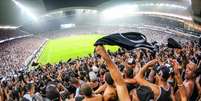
[94, 32, 154, 51]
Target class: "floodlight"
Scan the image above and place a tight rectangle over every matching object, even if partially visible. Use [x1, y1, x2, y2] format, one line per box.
[0, 26, 18, 29]
[140, 3, 187, 10]
[149, 3, 154, 6]
[12, 0, 38, 22]
[132, 11, 192, 21]
[101, 4, 138, 20]
[60, 24, 75, 29]
[188, 0, 192, 5]
[159, 3, 165, 6]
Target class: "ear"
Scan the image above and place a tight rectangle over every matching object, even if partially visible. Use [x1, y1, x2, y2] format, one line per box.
[154, 74, 160, 84]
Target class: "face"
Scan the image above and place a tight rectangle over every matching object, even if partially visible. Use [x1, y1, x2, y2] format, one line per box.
[148, 70, 156, 83]
[185, 63, 196, 79]
[31, 84, 35, 93]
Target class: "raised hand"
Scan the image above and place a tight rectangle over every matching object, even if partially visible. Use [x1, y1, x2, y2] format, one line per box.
[95, 45, 109, 60]
[145, 59, 158, 67]
[171, 59, 180, 75]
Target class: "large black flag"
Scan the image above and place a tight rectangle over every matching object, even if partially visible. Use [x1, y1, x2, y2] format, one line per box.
[167, 38, 182, 49]
[94, 32, 154, 51]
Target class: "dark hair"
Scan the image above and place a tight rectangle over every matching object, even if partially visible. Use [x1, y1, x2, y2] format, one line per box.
[154, 64, 172, 81]
[118, 64, 125, 72]
[126, 68, 134, 78]
[160, 67, 171, 81]
[46, 84, 60, 101]
[75, 96, 84, 101]
[80, 84, 92, 97]
[25, 83, 34, 92]
[100, 64, 107, 70]
[105, 72, 114, 85]
[136, 86, 154, 101]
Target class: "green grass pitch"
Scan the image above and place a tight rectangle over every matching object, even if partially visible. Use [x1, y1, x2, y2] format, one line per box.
[38, 34, 118, 64]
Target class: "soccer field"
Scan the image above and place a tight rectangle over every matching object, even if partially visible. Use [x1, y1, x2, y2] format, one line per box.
[38, 34, 118, 64]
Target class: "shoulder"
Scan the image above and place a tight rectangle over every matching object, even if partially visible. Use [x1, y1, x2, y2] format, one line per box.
[185, 80, 195, 88]
[97, 94, 103, 97]
[23, 94, 32, 101]
[95, 94, 104, 100]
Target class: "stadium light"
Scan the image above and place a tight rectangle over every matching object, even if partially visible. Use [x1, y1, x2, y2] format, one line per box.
[101, 3, 187, 20]
[12, 0, 38, 22]
[188, 0, 192, 5]
[101, 4, 138, 20]
[60, 23, 76, 29]
[0, 25, 18, 29]
[131, 11, 192, 21]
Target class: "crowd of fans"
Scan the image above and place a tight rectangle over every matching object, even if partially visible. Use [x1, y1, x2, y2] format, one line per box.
[0, 29, 29, 41]
[1, 26, 188, 77]
[0, 36, 45, 76]
[23, 15, 200, 39]
[40, 24, 200, 43]
[0, 29, 200, 101]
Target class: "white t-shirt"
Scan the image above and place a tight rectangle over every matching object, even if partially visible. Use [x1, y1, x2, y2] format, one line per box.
[23, 93, 33, 101]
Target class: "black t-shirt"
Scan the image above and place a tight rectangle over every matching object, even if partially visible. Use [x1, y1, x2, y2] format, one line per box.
[189, 85, 198, 101]
[68, 85, 76, 95]
[157, 87, 172, 101]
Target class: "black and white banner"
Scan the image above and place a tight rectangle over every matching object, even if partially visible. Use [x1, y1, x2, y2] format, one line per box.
[94, 32, 154, 51]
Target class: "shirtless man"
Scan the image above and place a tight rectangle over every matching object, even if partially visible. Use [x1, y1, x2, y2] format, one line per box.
[103, 72, 118, 101]
[183, 62, 197, 100]
[96, 45, 131, 101]
[94, 72, 118, 101]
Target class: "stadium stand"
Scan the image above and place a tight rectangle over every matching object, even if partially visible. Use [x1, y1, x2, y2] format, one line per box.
[0, 26, 201, 101]
[0, 29, 30, 42]
[23, 15, 200, 39]
[1, 0, 201, 101]
[0, 36, 45, 76]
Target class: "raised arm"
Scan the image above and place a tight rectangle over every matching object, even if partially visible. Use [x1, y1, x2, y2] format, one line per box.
[135, 59, 160, 98]
[124, 78, 137, 84]
[95, 83, 107, 94]
[137, 59, 158, 78]
[172, 59, 187, 101]
[95, 45, 130, 101]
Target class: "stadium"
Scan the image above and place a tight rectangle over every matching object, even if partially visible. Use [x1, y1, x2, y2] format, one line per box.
[0, 0, 201, 101]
